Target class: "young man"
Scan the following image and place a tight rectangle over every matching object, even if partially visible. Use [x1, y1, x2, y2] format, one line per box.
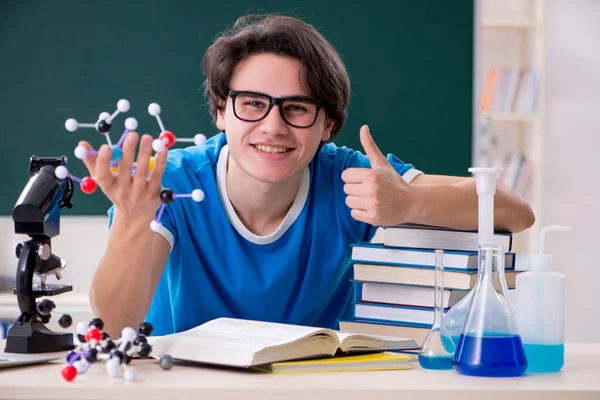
[83, 15, 535, 337]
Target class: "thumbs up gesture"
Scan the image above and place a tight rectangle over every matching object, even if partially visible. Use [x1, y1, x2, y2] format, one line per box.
[341, 125, 417, 226]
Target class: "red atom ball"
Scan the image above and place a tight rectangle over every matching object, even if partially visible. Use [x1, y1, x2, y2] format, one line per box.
[159, 131, 176, 148]
[85, 326, 102, 343]
[61, 365, 77, 381]
[80, 177, 97, 194]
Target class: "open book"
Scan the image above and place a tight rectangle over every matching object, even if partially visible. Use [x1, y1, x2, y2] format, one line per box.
[150, 317, 418, 368]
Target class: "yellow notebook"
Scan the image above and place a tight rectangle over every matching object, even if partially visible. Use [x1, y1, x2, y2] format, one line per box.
[253, 352, 412, 374]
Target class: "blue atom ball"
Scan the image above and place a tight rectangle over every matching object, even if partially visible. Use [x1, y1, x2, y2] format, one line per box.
[111, 146, 123, 162]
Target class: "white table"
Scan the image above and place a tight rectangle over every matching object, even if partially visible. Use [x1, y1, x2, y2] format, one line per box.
[0, 341, 598, 400]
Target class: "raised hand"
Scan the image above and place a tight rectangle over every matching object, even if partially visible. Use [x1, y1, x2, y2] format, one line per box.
[341, 125, 416, 226]
[78, 131, 168, 221]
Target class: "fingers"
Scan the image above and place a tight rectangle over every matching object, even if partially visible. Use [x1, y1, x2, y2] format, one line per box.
[95, 144, 115, 190]
[359, 125, 389, 169]
[345, 195, 368, 211]
[78, 141, 97, 177]
[133, 134, 154, 185]
[343, 183, 368, 197]
[148, 144, 168, 191]
[118, 131, 139, 181]
[350, 208, 370, 224]
[341, 168, 371, 184]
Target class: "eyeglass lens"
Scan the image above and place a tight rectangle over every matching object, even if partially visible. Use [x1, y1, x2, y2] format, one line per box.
[233, 92, 319, 127]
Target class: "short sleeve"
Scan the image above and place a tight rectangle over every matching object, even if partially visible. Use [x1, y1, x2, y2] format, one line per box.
[329, 145, 422, 242]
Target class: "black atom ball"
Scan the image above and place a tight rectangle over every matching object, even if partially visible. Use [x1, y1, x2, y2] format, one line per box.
[138, 342, 152, 358]
[58, 314, 72, 328]
[89, 318, 104, 330]
[138, 322, 153, 336]
[159, 190, 175, 204]
[96, 119, 112, 133]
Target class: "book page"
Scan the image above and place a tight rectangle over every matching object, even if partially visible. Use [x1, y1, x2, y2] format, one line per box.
[173, 318, 334, 349]
[334, 330, 418, 352]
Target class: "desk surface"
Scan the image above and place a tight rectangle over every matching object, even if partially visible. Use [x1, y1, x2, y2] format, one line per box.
[0, 341, 599, 400]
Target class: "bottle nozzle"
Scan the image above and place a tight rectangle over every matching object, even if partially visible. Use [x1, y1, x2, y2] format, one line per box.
[538, 225, 573, 255]
[469, 167, 502, 247]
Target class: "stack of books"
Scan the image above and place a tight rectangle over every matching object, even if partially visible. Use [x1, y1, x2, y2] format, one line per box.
[339, 225, 519, 347]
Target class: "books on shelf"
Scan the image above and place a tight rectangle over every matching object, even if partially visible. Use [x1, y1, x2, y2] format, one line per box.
[480, 66, 539, 116]
[351, 243, 515, 270]
[353, 263, 520, 291]
[382, 225, 512, 253]
[253, 351, 412, 374]
[358, 281, 468, 309]
[150, 317, 418, 368]
[499, 153, 532, 196]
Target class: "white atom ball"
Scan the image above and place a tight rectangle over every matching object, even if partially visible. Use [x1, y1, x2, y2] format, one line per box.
[193, 133, 207, 146]
[152, 139, 165, 152]
[98, 112, 111, 122]
[148, 103, 161, 116]
[55, 165, 69, 180]
[120, 327, 137, 342]
[124, 367, 136, 382]
[117, 99, 130, 112]
[125, 117, 138, 131]
[76, 321, 87, 335]
[106, 358, 120, 377]
[191, 189, 205, 202]
[65, 118, 78, 132]
[74, 145, 87, 160]
[73, 360, 86, 373]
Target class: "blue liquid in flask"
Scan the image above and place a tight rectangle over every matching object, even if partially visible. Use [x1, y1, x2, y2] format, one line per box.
[453, 334, 527, 377]
[418, 354, 453, 370]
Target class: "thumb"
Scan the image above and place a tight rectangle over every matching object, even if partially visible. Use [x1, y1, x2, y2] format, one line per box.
[360, 125, 388, 169]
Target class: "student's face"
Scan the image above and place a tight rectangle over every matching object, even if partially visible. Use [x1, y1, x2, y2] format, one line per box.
[217, 53, 334, 184]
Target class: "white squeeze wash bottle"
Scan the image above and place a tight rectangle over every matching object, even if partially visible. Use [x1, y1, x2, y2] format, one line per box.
[515, 225, 572, 373]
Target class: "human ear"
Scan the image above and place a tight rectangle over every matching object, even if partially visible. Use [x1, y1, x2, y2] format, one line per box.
[216, 98, 226, 131]
[321, 118, 335, 142]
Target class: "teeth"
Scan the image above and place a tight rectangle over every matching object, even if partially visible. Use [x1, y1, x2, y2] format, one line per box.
[255, 144, 290, 154]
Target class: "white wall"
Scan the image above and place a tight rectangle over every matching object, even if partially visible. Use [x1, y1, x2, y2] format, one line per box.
[542, 0, 600, 343]
[479, 0, 600, 342]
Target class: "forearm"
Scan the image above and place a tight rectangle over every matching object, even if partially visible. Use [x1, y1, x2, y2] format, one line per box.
[89, 212, 161, 337]
[407, 179, 535, 233]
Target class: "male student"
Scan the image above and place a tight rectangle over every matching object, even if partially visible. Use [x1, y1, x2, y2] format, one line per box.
[80, 14, 535, 336]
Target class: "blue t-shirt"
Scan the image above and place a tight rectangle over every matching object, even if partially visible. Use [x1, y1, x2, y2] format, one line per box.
[108, 132, 419, 335]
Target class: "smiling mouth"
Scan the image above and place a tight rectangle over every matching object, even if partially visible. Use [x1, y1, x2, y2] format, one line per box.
[253, 144, 292, 154]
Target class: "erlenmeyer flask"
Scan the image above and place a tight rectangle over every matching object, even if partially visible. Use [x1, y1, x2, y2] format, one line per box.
[442, 287, 473, 347]
[453, 245, 527, 377]
[444, 247, 514, 342]
[418, 250, 455, 370]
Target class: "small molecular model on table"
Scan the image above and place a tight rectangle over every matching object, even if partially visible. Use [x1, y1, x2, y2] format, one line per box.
[57, 99, 206, 229]
[61, 317, 174, 382]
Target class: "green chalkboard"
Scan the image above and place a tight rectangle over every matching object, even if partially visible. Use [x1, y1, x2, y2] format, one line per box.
[0, 0, 473, 215]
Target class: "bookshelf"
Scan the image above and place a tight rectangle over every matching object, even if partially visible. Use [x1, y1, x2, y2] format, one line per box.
[474, 0, 544, 254]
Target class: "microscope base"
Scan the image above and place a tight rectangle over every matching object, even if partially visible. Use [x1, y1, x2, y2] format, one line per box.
[4, 319, 74, 354]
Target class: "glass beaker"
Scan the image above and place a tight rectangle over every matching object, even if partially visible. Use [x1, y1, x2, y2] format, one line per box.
[453, 245, 527, 377]
[418, 250, 455, 370]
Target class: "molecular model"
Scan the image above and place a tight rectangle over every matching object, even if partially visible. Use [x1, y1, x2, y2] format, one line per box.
[61, 317, 174, 382]
[57, 99, 206, 229]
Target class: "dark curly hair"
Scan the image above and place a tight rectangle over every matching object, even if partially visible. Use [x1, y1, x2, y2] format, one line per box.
[202, 13, 350, 143]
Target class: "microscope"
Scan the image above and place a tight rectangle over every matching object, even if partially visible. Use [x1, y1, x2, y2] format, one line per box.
[4, 156, 76, 353]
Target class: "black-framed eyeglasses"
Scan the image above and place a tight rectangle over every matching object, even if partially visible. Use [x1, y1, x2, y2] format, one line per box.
[228, 90, 324, 128]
